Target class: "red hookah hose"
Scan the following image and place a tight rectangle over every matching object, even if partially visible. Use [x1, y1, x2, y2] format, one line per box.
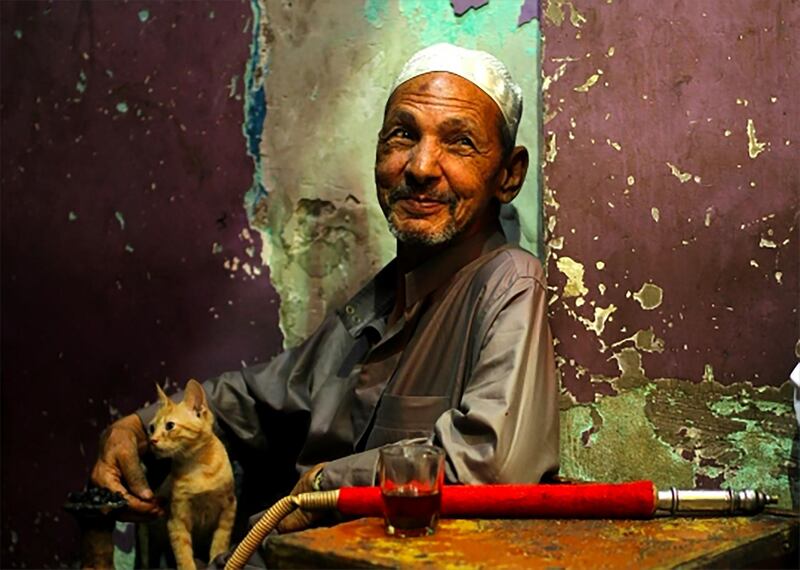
[337, 480, 658, 518]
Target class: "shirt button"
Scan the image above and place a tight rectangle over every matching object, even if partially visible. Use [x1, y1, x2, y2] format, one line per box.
[345, 305, 355, 315]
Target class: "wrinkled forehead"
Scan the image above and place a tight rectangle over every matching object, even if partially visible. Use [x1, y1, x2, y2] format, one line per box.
[383, 72, 504, 130]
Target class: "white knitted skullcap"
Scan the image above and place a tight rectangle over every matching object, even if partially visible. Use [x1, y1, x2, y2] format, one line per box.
[391, 43, 523, 142]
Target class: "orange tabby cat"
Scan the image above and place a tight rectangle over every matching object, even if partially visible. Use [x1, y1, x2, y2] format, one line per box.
[149, 380, 236, 570]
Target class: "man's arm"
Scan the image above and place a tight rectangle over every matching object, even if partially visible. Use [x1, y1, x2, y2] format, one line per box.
[437, 273, 559, 484]
[91, 313, 348, 518]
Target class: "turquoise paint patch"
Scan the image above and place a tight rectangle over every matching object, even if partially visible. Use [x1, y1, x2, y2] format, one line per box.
[116, 102, 129, 114]
[752, 400, 789, 414]
[398, 0, 533, 47]
[364, 0, 388, 28]
[138, 10, 150, 23]
[708, 396, 748, 416]
[14, 29, 22, 39]
[243, 0, 269, 212]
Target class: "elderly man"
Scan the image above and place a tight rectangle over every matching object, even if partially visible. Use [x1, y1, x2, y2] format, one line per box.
[92, 43, 558, 539]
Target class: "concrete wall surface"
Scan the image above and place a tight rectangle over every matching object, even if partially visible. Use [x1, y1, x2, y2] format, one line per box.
[541, 0, 798, 505]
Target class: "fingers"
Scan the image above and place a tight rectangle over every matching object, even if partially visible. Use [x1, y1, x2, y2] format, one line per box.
[91, 416, 162, 520]
[277, 509, 318, 534]
[91, 458, 164, 519]
[117, 450, 154, 501]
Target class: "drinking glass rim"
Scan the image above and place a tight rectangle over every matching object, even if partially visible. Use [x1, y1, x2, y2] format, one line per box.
[379, 443, 445, 459]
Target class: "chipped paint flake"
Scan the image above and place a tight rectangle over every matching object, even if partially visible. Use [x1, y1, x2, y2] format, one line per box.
[612, 327, 665, 353]
[138, 9, 150, 23]
[76, 70, 87, 94]
[606, 138, 621, 151]
[595, 261, 605, 270]
[759, 237, 777, 249]
[702, 363, 715, 383]
[746, 118, 767, 158]
[626, 175, 635, 186]
[580, 304, 617, 336]
[545, 132, 558, 163]
[557, 256, 589, 298]
[68, 211, 78, 222]
[749, 259, 759, 268]
[116, 101, 129, 114]
[650, 207, 660, 222]
[632, 282, 663, 310]
[544, 0, 587, 28]
[704, 207, 714, 227]
[574, 69, 603, 92]
[774, 271, 783, 284]
[114, 211, 125, 230]
[666, 162, 693, 183]
[542, 62, 568, 92]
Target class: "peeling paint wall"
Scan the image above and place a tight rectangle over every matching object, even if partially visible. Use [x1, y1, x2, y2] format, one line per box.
[248, 0, 542, 346]
[541, 0, 799, 507]
[1, 2, 284, 567]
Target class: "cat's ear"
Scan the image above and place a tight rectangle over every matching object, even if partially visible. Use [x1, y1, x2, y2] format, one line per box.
[156, 383, 172, 407]
[183, 379, 207, 414]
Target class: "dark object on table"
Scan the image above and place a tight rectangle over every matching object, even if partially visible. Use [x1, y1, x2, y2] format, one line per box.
[64, 486, 128, 518]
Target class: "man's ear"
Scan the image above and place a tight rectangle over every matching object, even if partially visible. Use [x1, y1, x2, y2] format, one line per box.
[495, 146, 529, 204]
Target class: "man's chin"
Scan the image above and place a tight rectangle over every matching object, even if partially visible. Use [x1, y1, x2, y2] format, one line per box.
[388, 217, 459, 246]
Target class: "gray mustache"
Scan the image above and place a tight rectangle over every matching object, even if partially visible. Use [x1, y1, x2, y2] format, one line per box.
[388, 185, 457, 206]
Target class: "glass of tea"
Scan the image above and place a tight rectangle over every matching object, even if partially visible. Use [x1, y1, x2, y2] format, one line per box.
[378, 443, 445, 537]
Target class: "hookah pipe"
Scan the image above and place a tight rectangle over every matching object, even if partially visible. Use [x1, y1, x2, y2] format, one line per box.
[225, 481, 776, 570]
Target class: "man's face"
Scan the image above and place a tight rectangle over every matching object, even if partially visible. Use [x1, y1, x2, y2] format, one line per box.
[375, 72, 508, 247]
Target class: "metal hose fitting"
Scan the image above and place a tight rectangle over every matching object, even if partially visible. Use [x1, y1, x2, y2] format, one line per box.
[656, 487, 777, 516]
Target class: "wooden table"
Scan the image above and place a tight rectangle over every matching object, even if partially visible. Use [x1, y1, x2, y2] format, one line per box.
[265, 515, 799, 569]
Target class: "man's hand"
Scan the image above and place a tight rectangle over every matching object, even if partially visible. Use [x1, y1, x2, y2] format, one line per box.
[90, 414, 164, 521]
[277, 463, 326, 533]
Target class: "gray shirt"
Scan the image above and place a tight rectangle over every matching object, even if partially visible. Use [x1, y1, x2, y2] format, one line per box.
[138, 227, 558, 497]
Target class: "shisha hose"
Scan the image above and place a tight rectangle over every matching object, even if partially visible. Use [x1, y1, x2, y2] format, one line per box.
[224, 481, 777, 570]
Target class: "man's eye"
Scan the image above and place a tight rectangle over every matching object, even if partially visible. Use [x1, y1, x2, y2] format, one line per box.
[388, 127, 412, 139]
[165, 421, 175, 431]
[456, 136, 475, 148]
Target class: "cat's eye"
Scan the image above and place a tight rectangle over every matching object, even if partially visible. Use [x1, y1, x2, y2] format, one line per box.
[148, 424, 155, 434]
[165, 421, 175, 431]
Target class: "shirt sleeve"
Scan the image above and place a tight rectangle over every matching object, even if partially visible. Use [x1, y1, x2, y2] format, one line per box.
[435, 273, 560, 484]
[135, 314, 347, 458]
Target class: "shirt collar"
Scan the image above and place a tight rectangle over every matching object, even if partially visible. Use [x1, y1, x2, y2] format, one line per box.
[337, 225, 508, 336]
[403, 225, 507, 309]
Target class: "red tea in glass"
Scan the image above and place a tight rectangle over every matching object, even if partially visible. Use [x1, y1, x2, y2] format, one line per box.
[378, 444, 445, 537]
[382, 484, 442, 537]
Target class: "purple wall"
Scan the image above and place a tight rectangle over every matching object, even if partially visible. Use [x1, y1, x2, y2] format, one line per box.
[1, 2, 283, 567]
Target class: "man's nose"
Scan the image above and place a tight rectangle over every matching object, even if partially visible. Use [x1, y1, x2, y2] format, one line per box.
[405, 138, 442, 188]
